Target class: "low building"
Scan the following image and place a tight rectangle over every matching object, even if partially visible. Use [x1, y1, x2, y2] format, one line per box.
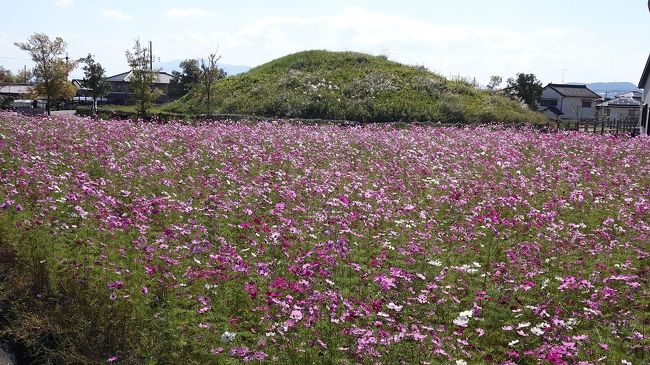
[639, 54, 650, 134]
[105, 71, 173, 105]
[615, 90, 642, 102]
[538, 84, 601, 120]
[596, 96, 640, 121]
[0, 84, 33, 99]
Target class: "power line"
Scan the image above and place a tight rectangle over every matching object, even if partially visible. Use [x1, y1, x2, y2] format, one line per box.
[0, 56, 32, 61]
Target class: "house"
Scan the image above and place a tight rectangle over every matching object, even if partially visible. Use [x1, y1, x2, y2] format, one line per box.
[0, 84, 33, 99]
[638, 53, 650, 135]
[71, 79, 88, 96]
[596, 96, 640, 121]
[615, 90, 642, 102]
[105, 71, 173, 105]
[538, 84, 601, 120]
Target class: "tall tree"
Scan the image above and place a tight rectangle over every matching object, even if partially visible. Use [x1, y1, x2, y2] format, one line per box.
[199, 52, 226, 118]
[168, 59, 202, 98]
[125, 39, 161, 118]
[505, 73, 543, 110]
[79, 54, 110, 117]
[14, 33, 76, 115]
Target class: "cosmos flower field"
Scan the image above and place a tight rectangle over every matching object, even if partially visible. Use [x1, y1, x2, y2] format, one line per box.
[0, 113, 648, 364]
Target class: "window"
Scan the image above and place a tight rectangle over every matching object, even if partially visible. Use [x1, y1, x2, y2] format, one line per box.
[629, 108, 639, 118]
[604, 108, 610, 116]
[581, 100, 592, 108]
[540, 99, 558, 107]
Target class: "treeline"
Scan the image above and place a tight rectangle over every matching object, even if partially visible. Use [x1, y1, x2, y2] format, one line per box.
[4, 33, 225, 117]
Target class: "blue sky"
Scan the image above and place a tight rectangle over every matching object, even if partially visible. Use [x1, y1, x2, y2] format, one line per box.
[1, 0, 649, 85]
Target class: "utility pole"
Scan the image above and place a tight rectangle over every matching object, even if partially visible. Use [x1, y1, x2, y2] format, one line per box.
[149, 41, 153, 71]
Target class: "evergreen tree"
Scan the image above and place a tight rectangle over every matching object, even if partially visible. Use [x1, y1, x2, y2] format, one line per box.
[505, 73, 543, 110]
[80, 54, 110, 116]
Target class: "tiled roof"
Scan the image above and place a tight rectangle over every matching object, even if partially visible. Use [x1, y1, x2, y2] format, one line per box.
[547, 84, 601, 98]
[597, 97, 641, 108]
[105, 71, 174, 84]
[0, 84, 33, 95]
[540, 106, 563, 115]
[615, 91, 642, 99]
[105, 71, 131, 83]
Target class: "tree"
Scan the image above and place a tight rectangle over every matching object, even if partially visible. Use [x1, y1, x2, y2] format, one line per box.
[199, 52, 226, 118]
[15, 68, 33, 84]
[125, 39, 162, 118]
[79, 54, 110, 117]
[0, 67, 14, 84]
[14, 33, 76, 115]
[487, 75, 502, 91]
[168, 59, 202, 98]
[505, 73, 543, 110]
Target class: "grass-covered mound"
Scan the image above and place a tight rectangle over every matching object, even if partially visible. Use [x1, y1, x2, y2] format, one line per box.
[165, 50, 545, 124]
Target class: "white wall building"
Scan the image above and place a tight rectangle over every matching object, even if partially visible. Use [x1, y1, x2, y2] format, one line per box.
[538, 84, 601, 120]
[596, 97, 640, 121]
[638, 54, 650, 135]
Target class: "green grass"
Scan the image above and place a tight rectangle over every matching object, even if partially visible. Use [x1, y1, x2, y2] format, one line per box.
[164, 50, 546, 124]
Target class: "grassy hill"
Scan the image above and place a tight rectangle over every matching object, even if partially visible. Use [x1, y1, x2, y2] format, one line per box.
[165, 50, 546, 124]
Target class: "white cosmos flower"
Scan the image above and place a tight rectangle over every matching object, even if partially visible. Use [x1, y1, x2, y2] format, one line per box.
[220, 331, 236, 344]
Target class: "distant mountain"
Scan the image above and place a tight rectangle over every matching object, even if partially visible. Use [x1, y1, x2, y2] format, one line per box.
[154, 60, 251, 76]
[568, 82, 641, 98]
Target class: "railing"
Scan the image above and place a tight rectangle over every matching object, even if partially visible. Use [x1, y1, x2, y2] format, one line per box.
[546, 115, 643, 136]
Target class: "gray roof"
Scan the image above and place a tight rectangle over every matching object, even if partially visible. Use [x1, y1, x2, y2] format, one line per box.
[639, 53, 650, 88]
[106, 71, 174, 84]
[597, 96, 641, 108]
[540, 106, 563, 115]
[547, 84, 601, 98]
[0, 84, 33, 95]
[615, 90, 642, 98]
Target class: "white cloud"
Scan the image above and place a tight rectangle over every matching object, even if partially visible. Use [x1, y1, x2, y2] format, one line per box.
[102, 9, 132, 21]
[54, 0, 74, 7]
[153, 6, 644, 84]
[165, 7, 217, 18]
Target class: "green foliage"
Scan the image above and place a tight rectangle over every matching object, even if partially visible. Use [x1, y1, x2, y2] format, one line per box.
[505, 73, 543, 110]
[487, 75, 502, 91]
[0, 96, 14, 108]
[80, 54, 110, 116]
[166, 50, 546, 124]
[14, 33, 77, 114]
[0, 67, 14, 84]
[168, 59, 203, 99]
[125, 39, 162, 118]
[15, 68, 33, 84]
